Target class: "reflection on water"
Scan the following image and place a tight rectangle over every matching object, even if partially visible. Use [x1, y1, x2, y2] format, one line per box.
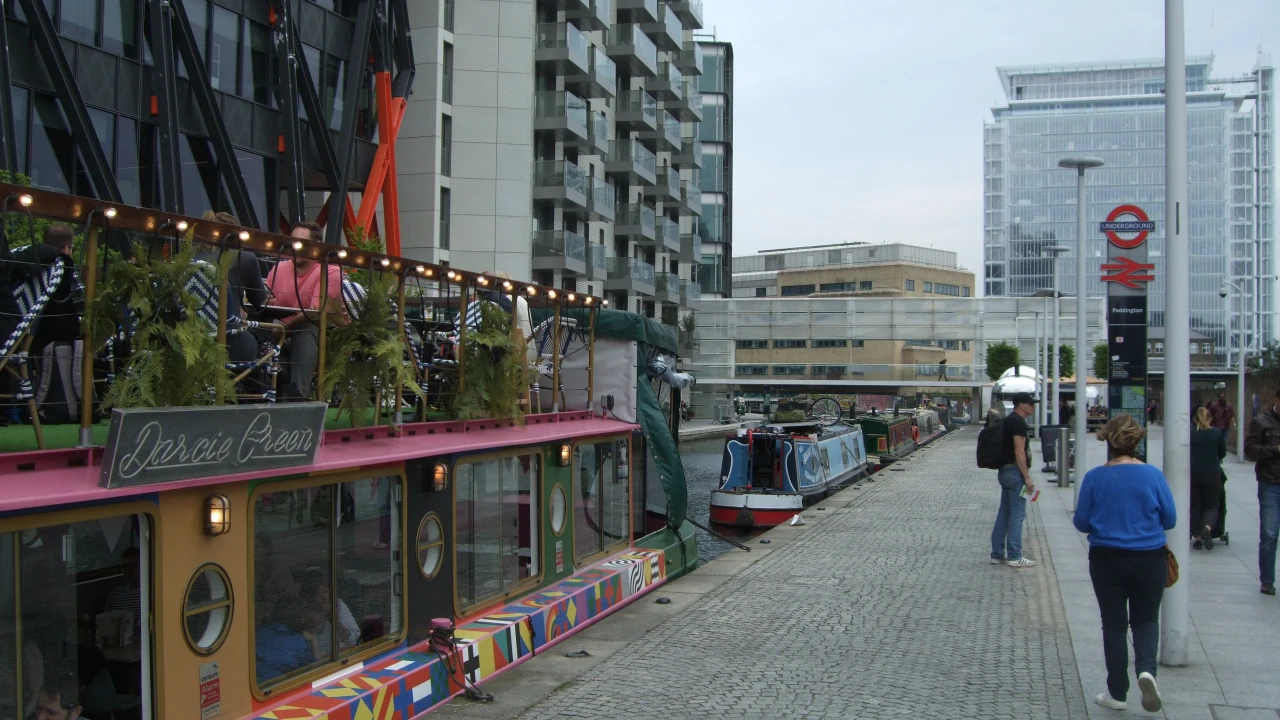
[680, 436, 761, 565]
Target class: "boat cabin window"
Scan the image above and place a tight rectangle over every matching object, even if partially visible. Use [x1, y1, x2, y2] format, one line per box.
[455, 453, 541, 613]
[573, 439, 631, 562]
[251, 475, 403, 696]
[0, 511, 152, 720]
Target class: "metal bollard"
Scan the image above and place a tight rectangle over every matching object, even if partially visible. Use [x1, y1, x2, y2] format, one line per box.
[1057, 426, 1070, 488]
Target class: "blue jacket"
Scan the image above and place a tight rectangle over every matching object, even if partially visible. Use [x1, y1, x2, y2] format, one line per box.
[1072, 463, 1177, 551]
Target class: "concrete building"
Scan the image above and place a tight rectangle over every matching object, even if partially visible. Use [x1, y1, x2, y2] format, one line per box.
[732, 242, 973, 299]
[983, 54, 1276, 368]
[402, 0, 714, 320]
[693, 35, 731, 299]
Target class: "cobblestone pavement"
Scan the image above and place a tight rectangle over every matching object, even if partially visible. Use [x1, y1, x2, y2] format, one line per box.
[517, 429, 1090, 719]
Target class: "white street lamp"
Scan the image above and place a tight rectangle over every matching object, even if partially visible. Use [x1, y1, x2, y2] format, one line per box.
[1222, 280, 1248, 460]
[1041, 245, 1070, 426]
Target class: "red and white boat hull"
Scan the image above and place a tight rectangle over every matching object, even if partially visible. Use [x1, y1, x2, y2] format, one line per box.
[709, 489, 804, 528]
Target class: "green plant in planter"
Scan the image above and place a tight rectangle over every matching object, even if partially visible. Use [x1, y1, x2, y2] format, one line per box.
[85, 233, 237, 408]
[453, 300, 534, 423]
[771, 409, 806, 423]
[320, 265, 422, 427]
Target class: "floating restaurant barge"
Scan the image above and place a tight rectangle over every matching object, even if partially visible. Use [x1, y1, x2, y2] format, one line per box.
[0, 185, 697, 720]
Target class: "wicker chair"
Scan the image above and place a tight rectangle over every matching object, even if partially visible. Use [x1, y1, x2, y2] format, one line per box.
[0, 256, 67, 449]
[187, 259, 286, 402]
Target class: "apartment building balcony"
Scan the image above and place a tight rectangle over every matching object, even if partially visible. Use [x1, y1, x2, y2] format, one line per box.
[606, 256, 657, 296]
[587, 242, 608, 281]
[657, 215, 681, 253]
[564, 0, 610, 32]
[642, 165, 681, 204]
[680, 181, 702, 216]
[535, 23, 590, 75]
[640, 3, 682, 52]
[678, 232, 701, 262]
[670, 0, 704, 29]
[534, 91, 589, 143]
[564, 46, 617, 99]
[588, 175, 617, 222]
[605, 139, 657, 185]
[606, 24, 658, 77]
[645, 62, 683, 102]
[675, 40, 703, 76]
[655, 272, 681, 304]
[532, 229, 588, 276]
[681, 278, 702, 306]
[615, 0, 658, 23]
[614, 203, 657, 242]
[565, 110, 610, 156]
[615, 89, 658, 133]
[533, 160, 588, 211]
[637, 110, 681, 152]
[672, 136, 702, 170]
[547, 0, 589, 11]
[665, 80, 702, 122]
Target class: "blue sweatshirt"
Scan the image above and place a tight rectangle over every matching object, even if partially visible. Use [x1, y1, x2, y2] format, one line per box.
[1072, 463, 1177, 551]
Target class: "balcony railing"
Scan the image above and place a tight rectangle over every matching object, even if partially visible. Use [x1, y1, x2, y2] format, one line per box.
[533, 160, 588, 208]
[607, 256, 657, 291]
[681, 181, 702, 215]
[658, 216, 680, 252]
[536, 22, 589, 73]
[619, 89, 658, 128]
[656, 272, 680, 301]
[606, 23, 658, 76]
[564, 0, 611, 32]
[679, 232, 702, 262]
[671, 0, 704, 29]
[616, 203, 657, 237]
[662, 111, 682, 148]
[647, 62, 683, 101]
[589, 175, 617, 220]
[587, 242, 608, 280]
[533, 229, 587, 265]
[676, 40, 704, 75]
[673, 136, 703, 169]
[534, 90, 588, 139]
[682, 279, 702, 303]
[590, 47, 618, 97]
[641, 3, 682, 51]
[611, 139, 657, 176]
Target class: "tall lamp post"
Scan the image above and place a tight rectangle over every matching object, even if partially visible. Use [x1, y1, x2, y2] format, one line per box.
[1057, 157, 1103, 506]
[1042, 245, 1071, 425]
[1222, 280, 1248, 459]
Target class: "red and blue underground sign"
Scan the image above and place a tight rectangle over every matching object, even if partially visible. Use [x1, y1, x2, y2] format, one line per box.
[1099, 204, 1155, 249]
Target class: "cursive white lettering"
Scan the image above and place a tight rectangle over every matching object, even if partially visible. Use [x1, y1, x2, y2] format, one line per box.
[114, 411, 314, 481]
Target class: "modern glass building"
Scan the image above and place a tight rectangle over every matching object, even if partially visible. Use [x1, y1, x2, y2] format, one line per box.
[1, 0, 414, 244]
[695, 35, 730, 299]
[983, 55, 1275, 365]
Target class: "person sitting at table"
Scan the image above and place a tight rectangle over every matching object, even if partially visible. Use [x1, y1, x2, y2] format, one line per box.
[255, 592, 317, 685]
[34, 667, 83, 720]
[297, 569, 361, 658]
[196, 211, 267, 365]
[265, 221, 342, 400]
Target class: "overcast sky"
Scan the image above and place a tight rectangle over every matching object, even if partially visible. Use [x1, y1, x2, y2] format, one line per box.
[704, 0, 1278, 283]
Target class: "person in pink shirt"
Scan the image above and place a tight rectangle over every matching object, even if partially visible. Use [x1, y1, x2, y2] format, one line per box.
[266, 221, 343, 399]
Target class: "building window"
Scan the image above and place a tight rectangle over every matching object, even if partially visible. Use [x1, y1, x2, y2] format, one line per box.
[780, 284, 815, 297]
[859, 281, 873, 291]
[905, 280, 915, 291]
[924, 282, 933, 293]
[962, 287, 971, 297]
[773, 339, 807, 349]
[811, 365, 847, 377]
[755, 287, 766, 297]
[1202, 343, 1212, 355]
[243, 20, 274, 106]
[851, 340, 865, 348]
[574, 439, 630, 562]
[442, 43, 454, 104]
[735, 339, 768, 349]
[180, 0, 210, 77]
[813, 339, 848, 349]
[59, 0, 99, 44]
[457, 454, 540, 611]
[209, 4, 240, 94]
[252, 475, 403, 693]
[444, 0, 455, 31]
[962, 340, 970, 351]
[1155, 342, 1165, 354]
[441, 114, 452, 176]
[439, 188, 451, 249]
[183, 563, 234, 655]
[416, 514, 445, 580]
[102, 0, 139, 58]
[735, 365, 769, 376]
[933, 283, 962, 297]
[772, 365, 807, 376]
[1189, 343, 1199, 355]
[819, 282, 849, 292]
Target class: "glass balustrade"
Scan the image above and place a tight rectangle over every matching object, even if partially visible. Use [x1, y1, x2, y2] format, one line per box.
[662, 112, 681, 146]
[592, 176, 616, 209]
[609, 257, 656, 287]
[534, 160, 586, 197]
[609, 24, 657, 70]
[533, 229, 587, 262]
[535, 91, 588, 130]
[537, 22, 588, 68]
[592, 47, 617, 93]
[614, 139, 657, 176]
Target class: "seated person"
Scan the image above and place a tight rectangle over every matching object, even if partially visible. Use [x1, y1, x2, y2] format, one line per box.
[255, 593, 317, 685]
[297, 569, 361, 658]
[101, 547, 142, 641]
[12, 223, 84, 353]
[35, 668, 83, 720]
[196, 211, 268, 366]
[264, 221, 342, 400]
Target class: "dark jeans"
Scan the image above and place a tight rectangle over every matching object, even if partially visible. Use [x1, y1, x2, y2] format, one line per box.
[1189, 470, 1223, 537]
[1089, 547, 1167, 701]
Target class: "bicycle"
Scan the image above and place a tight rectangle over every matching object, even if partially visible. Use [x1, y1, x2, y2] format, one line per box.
[806, 397, 842, 426]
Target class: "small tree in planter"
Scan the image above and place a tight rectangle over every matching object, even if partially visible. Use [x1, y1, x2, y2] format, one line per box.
[1092, 343, 1110, 381]
[985, 342, 1020, 382]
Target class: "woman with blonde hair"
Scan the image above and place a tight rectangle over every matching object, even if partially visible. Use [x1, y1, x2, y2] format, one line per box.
[1073, 414, 1176, 713]
[1190, 406, 1227, 550]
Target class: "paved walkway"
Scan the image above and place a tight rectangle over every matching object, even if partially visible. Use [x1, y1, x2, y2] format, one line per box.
[439, 426, 1278, 720]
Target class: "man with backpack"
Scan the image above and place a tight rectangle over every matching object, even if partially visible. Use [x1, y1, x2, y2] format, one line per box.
[984, 392, 1038, 568]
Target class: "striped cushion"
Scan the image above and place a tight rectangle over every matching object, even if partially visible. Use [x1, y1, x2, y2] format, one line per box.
[2, 257, 65, 359]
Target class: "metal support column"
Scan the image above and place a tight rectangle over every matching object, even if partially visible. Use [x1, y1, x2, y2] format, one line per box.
[274, 2, 305, 226]
[0, 9, 18, 172]
[324, 0, 375, 246]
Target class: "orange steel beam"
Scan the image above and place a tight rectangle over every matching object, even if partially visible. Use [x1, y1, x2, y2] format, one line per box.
[356, 71, 406, 255]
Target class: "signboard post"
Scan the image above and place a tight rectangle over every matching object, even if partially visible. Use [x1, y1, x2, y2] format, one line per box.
[1100, 204, 1157, 461]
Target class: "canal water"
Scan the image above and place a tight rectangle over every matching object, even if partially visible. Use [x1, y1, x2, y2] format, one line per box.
[680, 436, 761, 565]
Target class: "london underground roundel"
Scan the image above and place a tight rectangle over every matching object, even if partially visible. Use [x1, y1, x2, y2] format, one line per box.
[1100, 205, 1155, 249]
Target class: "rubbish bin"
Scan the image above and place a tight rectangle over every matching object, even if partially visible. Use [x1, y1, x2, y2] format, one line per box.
[1039, 425, 1067, 469]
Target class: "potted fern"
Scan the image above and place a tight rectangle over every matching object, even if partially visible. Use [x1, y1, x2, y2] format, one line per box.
[451, 299, 533, 423]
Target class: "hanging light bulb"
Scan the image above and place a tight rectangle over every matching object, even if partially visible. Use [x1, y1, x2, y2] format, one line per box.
[238, 230, 251, 241]
[337, 248, 348, 259]
[567, 293, 576, 302]
[18, 194, 32, 207]
[292, 240, 304, 250]
[380, 257, 391, 267]
[103, 207, 118, 219]
[547, 289, 557, 299]
[175, 220, 189, 231]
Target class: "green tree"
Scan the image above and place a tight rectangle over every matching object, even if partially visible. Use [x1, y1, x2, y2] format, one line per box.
[985, 341, 1020, 381]
[1092, 343, 1109, 380]
[1248, 341, 1280, 387]
[1048, 344, 1075, 377]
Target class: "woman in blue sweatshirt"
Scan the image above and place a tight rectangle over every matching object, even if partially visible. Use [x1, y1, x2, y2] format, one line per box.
[1073, 414, 1177, 714]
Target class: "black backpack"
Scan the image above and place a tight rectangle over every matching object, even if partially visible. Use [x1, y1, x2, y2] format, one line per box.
[976, 418, 1006, 470]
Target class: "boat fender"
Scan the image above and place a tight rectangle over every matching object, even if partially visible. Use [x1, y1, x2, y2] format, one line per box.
[912, 426, 920, 443]
[734, 507, 754, 528]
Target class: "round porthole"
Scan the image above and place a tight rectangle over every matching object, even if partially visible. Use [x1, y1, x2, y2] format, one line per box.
[182, 564, 233, 655]
[550, 485, 568, 536]
[416, 513, 444, 580]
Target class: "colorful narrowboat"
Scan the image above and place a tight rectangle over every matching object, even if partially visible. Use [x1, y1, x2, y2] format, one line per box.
[710, 421, 869, 527]
[856, 412, 917, 469]
[912, 408, 947, 447]
[0, 186, 697, 720]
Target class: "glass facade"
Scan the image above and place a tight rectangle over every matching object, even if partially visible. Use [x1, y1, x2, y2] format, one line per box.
[985, 56, 1276, 362]
[696, 41, 732, 298]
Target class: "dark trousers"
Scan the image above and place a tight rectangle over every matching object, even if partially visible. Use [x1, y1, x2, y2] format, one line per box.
[1189, 470, 1224, 537]
[1089, 548, 1167, 701]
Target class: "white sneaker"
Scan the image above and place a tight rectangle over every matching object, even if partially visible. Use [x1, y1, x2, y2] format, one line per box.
[1008, 557, 1036, 568]
[1137, 672, 1162, 712]
[1095, 691, 1127, 710]
[991, 557, 1007, 565]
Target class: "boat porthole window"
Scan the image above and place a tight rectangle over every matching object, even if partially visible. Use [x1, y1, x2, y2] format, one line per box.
[550, 484, 568, 535]
[182, 564, 233, 655]
[416, 513, 444, 579]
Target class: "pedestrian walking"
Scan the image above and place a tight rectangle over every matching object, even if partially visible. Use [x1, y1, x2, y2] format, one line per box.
[936, 358, 947, 382]
[1207, 392, 1235, 434]
[990, 392, 1036, 568]
[1243, 388, 1280, 596]
[1190, 406, 1227, 550]
[1073, 414, 1175, 713]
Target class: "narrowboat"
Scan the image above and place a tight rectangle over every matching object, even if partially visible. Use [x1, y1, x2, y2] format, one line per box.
[0, 185, 698, 720]
[709, 420, 869, 527]
[911, 408, 947, 447]
[856, 411, 917, 469]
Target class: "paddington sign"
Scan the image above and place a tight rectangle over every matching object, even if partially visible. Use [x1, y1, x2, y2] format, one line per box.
[99, 403, 328, 488]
